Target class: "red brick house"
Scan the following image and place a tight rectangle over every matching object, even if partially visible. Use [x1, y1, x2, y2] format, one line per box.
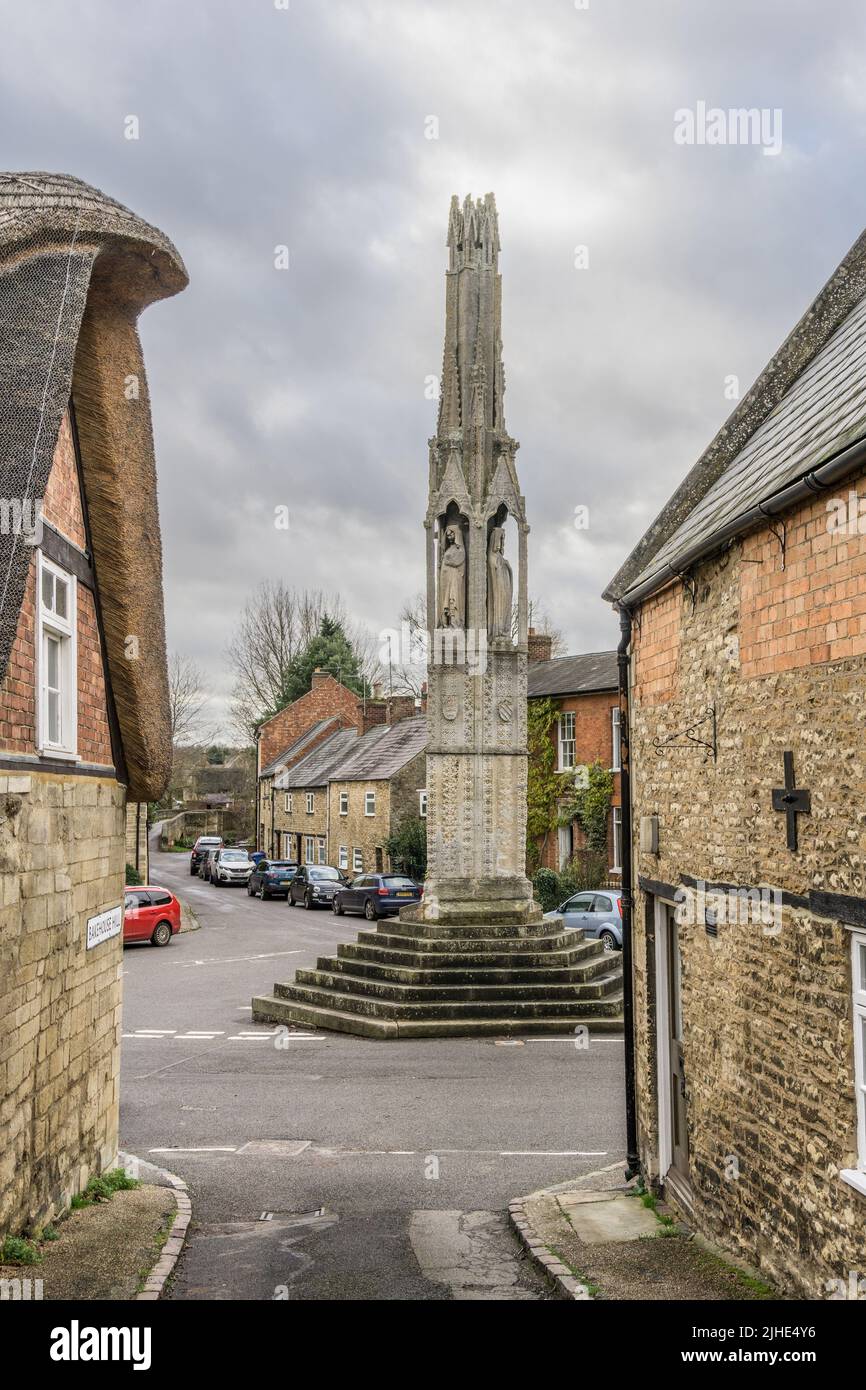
[527, 634, 621, 875]
[0, 173, 185, 1235]
[605, 224, 866, 1293]
[256, 672, 423, 854]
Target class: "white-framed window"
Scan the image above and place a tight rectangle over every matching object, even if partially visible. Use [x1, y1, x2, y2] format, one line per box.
[419, 790, 428, 818]
[365, 791, 376, 817]
[611, 705, 621, 773]
[282, 833, 293, 859]
[306, 792, 314, 815]
[853, 931, 866, 1173]
[339, 790, 348, 816]
[37, 554, 77, 758]
[304, 835, 314, 864]
[338, 845, 348, 870]
[284, 792, 293, 814]
[558, 711, 575, 770]
[353, 847, 364, 872]
[612, 806, 622, 873]
[317, 836, 326, 864]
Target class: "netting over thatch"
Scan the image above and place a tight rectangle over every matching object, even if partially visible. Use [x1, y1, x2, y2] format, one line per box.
[0, 172, 187, 798]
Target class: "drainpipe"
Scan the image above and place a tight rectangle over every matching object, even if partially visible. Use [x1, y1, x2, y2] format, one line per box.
[618, 603, 641, 1181]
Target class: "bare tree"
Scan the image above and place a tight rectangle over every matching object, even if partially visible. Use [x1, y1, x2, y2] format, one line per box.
[168, 652, 209, 746]
[227, 583, 383, 738]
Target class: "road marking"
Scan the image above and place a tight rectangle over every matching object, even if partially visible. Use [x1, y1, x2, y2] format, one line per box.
[172, 950, 304, 968]
[149, 1147, 237, 1154]
[143, 1142, 608, 1161]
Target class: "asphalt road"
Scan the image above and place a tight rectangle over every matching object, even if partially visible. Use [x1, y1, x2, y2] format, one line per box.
[120, 844, 627, 1300]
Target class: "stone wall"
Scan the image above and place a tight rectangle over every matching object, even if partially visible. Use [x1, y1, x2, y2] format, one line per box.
[629, 472, 866, 1295]
[0, 772, 125, 1236]
[328, 779, 393, 874]
[125, 801, 148, 880]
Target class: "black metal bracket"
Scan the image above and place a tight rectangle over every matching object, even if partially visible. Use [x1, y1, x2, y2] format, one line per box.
[767, 518, 786, 570]
[674, 569, 698, 609]
[653, 704, 717, 762]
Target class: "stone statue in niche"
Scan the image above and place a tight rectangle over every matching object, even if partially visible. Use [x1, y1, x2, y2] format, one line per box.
[487, 525, 513, 638]
[437, 525, 466, 628]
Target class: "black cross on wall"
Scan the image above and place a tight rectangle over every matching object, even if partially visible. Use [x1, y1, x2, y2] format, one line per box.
[772, 751, 811, 851]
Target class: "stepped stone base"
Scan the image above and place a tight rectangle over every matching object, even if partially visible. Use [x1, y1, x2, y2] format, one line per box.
[251, 908, 624, 1040]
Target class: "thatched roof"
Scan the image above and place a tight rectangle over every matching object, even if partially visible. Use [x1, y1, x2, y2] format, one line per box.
[0, 172, 187, 798]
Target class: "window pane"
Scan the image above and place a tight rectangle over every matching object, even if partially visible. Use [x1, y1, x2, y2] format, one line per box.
[54, 577, 68, 620]
[41, 569, 53, 609]
[46, 635, 59, 689]
[859, 942, 866, 993]
[48, 689, 60, 744]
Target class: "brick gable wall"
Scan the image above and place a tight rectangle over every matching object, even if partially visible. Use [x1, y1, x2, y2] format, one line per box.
[0, 409, 113, 765]
[258, 675, 362, 770]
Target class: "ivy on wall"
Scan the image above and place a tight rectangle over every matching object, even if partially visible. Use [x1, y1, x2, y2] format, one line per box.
[526, 697, 561, 873]
[561, 758, 614, 856]
[526, 695, 614, 871]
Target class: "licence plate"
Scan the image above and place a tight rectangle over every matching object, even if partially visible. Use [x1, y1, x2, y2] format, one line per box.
[397, 890, 414, 896]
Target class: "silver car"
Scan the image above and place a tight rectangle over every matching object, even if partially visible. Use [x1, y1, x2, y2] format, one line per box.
[210, 847, 254, 887]
[544, 889, 623, 951]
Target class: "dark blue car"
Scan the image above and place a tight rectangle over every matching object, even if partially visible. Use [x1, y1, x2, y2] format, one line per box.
[333, 872, 422, 920]
[247, 859, 298, 900]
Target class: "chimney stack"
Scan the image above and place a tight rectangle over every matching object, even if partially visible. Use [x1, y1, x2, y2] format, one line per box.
[527, 627, 553, 662]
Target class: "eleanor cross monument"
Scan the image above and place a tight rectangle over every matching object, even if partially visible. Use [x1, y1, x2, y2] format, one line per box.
[416, 191, 538, 926]
[251, 195, 623, 1037]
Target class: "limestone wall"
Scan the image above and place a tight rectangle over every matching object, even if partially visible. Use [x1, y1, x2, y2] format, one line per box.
[0, 772, 125, 1236]
[629, 477, 866, 1295]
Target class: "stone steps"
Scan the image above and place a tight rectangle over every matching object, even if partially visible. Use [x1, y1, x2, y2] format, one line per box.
[260, 978, 624, 1021]
[251, 913, 624, 1039]
[338, 940, 600, 969]
[248, 997, 626, 1040]
[289, 967, 623, 1004]
[374, 919, 557, 939]
[356, 928, 573, 954]
[319, 952, 614, 987]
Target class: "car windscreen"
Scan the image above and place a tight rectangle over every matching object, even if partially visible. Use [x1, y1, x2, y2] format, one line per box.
[198, 839, 221, 846]
[309, 867, 339, 880]
[383, 876, 417, 888]
[221, 851, 250, 862]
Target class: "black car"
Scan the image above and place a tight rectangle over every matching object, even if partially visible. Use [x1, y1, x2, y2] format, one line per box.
[248, 859, 298, 900]
[288, 865, 347, 909]
[190, 835, 222, 876]
[334, 872, 422, 920]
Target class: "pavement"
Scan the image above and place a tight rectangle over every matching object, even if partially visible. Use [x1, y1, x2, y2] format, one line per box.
[0, 1186, 176, 1300]
[119, 841, 629, 1300]
[511, 1175, 780, 1300]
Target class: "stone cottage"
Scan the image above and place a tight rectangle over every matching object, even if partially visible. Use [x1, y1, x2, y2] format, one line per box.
[0, 173, 185, 1235]
[527, 641, 621, 875]
[326, 716, 427, 876]
[605, 224, 866, 1294]
[256, 673, 423, 857]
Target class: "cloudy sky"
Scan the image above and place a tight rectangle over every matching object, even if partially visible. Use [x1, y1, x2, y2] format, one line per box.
[4, 0, 866, 733]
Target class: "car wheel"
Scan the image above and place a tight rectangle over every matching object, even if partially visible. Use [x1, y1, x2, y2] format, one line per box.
[304, 892, 314, 910]
[333, 897, 342, 915]
[190, 866, 197, 876]
[247, 881, 255, 896]
[260, 886, 269, 900]
[600, 929, 618, 952]
[364, 898, 377, 921]
[151, 921, 172, 947]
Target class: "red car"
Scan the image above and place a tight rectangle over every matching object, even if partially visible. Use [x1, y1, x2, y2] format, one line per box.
[123, 886, 181, 947]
